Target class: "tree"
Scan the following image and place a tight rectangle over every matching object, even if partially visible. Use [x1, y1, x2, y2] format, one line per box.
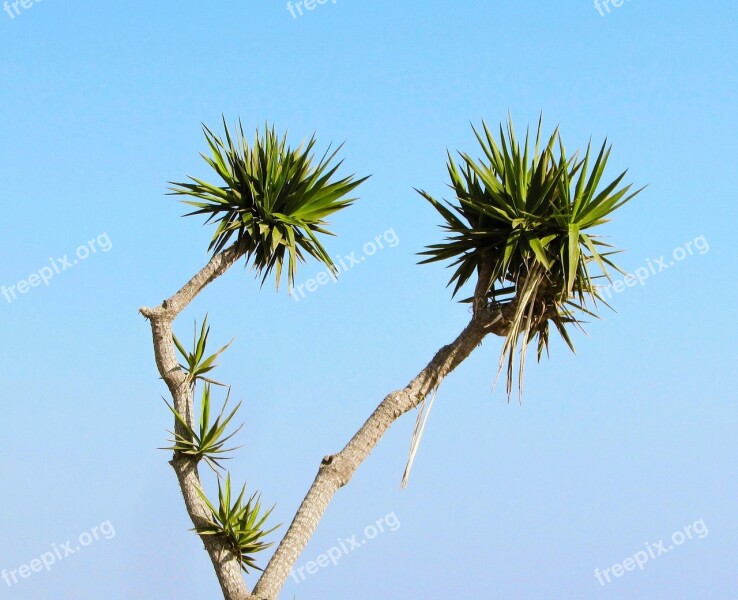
[140, 116, 641, 599]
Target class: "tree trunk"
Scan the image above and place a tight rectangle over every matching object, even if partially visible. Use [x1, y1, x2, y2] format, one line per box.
[142, 247, 508, 600]
[141, 245, 261, 600]
[253, 316, 492, 598]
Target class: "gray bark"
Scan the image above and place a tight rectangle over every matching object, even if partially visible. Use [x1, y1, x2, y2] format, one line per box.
[252, 262, 507, 599]
[141, 247, 514, 600]
[141, 244, 261, 600]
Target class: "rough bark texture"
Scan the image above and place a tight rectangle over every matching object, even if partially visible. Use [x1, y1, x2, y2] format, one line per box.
[141, 244, 261, 600]
[252, 262, 506, 599]
[142, 246, 514, 600]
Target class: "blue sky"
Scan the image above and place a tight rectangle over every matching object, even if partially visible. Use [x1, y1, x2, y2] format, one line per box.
[1, 1, 736, 598]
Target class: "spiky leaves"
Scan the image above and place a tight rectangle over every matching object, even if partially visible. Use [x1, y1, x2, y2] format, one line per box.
[419, 116, 643, 398]
[170, 119, 369, 290]
[165, 317, 278, 573]
[196, 475, 280, 573]
[173, 315, 232, 387]
[163, 384, 243, 473]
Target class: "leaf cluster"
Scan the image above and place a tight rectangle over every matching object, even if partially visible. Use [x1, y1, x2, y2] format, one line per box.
[173, 315, 231, 387]
[165, 318, 278, 572]
[170, 119, 368, 289]
[163, 384, 242, 472]
[196, 475, 279, 573]
[419, 116, 643, 397]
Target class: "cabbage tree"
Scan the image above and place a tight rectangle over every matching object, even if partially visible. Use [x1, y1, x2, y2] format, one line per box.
[140, 116, 640, 600]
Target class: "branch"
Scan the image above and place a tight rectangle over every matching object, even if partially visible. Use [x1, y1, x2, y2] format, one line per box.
[253, 287, 507, 598]
[140, 244, 262, 600]
[473, 254, 494, 319]
[140, 242, 244, 320]
[141, 244, 512, 599]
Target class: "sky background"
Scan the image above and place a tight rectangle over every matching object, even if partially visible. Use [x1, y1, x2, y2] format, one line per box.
[1, 1, 736, 599]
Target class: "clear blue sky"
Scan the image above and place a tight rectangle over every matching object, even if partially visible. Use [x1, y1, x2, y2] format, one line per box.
[1, 1, 736, 598]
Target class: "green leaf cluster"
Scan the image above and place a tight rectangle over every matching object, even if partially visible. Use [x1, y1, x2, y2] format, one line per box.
[196, 475, 279, 573]
[419, 116, 644, 397]
[170, 119, 369, 289]
[163, 384, 242, 472]
[173, 315, 231, 387]
[165, 318, 278, 572]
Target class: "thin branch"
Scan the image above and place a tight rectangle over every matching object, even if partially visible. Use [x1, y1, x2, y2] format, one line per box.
[253, 294, 510, 598]
[140, 242, 244, 321]
[141, 242, 515, 600]
[141, 244, 261, 600]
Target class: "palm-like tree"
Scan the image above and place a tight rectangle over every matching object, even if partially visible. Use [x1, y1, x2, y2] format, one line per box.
[255, 117, 642, 599]
[418, 116, 643, 397]
[142, 120, 368, 600]
[142, 116, 640, 600]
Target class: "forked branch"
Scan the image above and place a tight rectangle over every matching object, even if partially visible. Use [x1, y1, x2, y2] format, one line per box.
[141, 244, 260, 600]
[252, 262, 507, 598]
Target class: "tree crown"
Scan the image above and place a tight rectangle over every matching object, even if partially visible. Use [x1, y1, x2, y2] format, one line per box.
[419, 116, 643, 396]
[171, 119, 369, 290]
